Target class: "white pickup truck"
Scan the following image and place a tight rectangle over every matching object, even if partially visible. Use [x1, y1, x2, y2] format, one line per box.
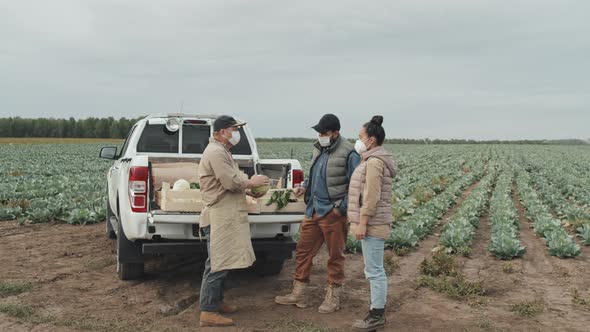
[99, 114, 305, 280]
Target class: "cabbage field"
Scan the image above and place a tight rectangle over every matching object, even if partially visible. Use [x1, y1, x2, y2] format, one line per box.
[1, 141, 590, 259]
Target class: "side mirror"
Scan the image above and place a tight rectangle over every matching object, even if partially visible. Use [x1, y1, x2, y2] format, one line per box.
[99, 146, 118, 159]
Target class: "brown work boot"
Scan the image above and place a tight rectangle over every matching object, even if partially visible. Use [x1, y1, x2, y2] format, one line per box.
[274, 280, 309, 308]
[219, 302, 238, 314]
[199, 311, 234, 327]
[318, 285, 342, 314]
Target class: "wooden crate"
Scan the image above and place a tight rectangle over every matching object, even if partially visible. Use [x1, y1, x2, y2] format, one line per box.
[259, 189, 306, 213]
[158, 183, 262, 214]
[157, 184, 304, 214]
[159, 182, 203, 212]
[246, 196, 261, 215]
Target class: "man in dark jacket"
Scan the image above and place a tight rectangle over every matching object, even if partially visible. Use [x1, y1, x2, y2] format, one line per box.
[275, 114, 360, 314]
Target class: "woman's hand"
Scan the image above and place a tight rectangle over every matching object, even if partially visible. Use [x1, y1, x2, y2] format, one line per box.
[354, 223, 367, 240]
[355, 215, 370, 240]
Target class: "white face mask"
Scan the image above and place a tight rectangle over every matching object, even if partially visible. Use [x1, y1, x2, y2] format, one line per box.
[228, 130, 241, 146]
[318, 135, 331, 147]
[355, 139, 368, 155]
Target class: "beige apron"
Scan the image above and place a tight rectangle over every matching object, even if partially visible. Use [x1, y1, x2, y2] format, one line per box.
[206, 191, 256, 273]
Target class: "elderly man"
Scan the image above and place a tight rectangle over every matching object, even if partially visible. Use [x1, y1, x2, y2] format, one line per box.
[275, 113, 360, 314]
[198, 115, 269, 327]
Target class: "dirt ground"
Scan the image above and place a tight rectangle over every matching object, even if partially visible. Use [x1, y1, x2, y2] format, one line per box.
[1, 185, 589, 331]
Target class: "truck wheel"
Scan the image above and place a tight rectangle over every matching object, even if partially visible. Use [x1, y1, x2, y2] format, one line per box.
[254, 257, 285, 276]
[116, 217, 145, 280]
[117, 260, 145, 281]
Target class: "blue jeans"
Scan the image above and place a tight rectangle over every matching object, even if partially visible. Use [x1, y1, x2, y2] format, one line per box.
[199, 227, 229, 312]
[361, 236, 387, 310]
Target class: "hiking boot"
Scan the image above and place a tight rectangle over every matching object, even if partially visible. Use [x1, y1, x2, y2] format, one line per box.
[353, 308, 386, 330]
[199, 311, 234, 327]
[318, 285, 342, 314]
[274, 280, 309, 308]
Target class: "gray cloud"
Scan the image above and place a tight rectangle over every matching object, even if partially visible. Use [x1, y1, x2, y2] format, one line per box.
[0, 0, 588, 139]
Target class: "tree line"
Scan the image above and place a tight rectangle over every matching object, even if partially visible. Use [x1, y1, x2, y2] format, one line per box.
[0, 117, 587, 145]
[0, 117, 141, 139]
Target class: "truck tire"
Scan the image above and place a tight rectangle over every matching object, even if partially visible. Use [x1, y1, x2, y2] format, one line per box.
[254, 256, 285, 276]
[118, 260, 145, 281]
[116, 216, 145, 280]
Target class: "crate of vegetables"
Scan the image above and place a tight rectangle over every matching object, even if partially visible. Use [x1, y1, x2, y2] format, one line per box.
[159, 180, 202, 212]
[259, 189, 306, 213]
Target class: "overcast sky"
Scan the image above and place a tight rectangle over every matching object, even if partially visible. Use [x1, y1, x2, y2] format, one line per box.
[0, 0, 588, 139]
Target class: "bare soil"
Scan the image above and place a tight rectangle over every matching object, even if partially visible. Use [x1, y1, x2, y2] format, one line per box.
[0, 183, 588, 331]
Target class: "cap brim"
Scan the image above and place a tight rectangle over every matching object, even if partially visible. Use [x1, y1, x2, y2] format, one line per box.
[312, 124, 325, 133]
[232, 121, 247, 128]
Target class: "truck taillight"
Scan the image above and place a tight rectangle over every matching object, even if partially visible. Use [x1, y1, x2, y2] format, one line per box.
[129, 166, 148, 213]
[292, 169, 304, 187]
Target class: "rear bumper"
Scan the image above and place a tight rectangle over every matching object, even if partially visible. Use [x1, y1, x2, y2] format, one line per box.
[142, 238, 297, 260]
[143, 211, 303, 241]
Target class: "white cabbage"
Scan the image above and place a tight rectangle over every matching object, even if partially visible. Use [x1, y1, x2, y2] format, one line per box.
[172, 179, 191, 191]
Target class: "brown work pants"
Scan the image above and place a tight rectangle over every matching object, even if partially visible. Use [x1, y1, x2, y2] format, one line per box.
[294, 211, 348, 286]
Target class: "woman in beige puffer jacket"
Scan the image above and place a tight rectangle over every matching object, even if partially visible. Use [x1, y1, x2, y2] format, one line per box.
[348, 115, 396, 331]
